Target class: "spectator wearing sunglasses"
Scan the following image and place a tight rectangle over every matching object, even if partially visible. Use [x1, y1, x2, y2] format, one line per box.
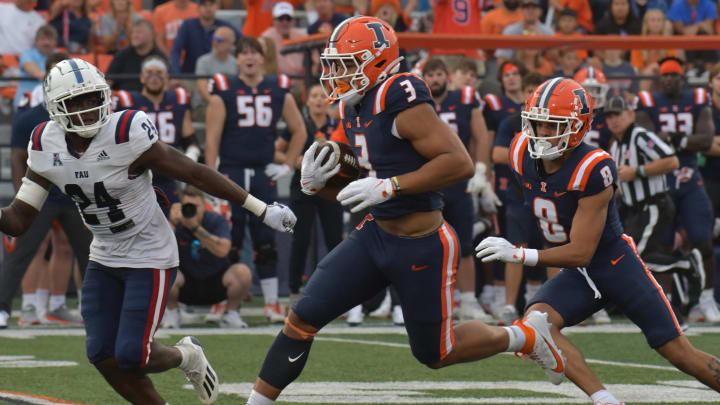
[196, 26, 238, 102]
[260, 2, 311, 84]
[170, 0, 241, 74]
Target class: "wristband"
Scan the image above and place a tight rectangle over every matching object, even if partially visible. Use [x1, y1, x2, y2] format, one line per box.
[242, 194, 267, 217]
[522, 248, 539, 266]
[391, 176, 401, 195]
[190, 225, 200, 233]
[636, 165, 646, 178]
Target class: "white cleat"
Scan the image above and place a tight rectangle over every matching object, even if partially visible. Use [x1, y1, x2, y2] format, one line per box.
[162, 308, 180, 329]
[458, 300, 494, 322]
[175, 336, 219, 404]
[346, 304, 364, 326]
[18, 305, 40, 326]
[498, 304, 519, 326]
[698, 291, 720, 324]
[264, 303, 286, 323]
[0, 310, 9, 329]
[220, 310, 248, 328]
[516, 311, 565, 385]
[391, 305, 404, 326]
[592, 309, 611, 325]
[369, 292, 391, 318]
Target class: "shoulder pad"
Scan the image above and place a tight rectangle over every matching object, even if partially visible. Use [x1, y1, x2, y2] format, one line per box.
[508, 132, 528, 175]
[637, 91, 654, 108]
[372, 73, 432, 115]
[567, 149, 614, 192]
[29, 121, 51, 151]
[694, 87, 709, 105]
[278, 74, 290, 89]
[483, 94, 503, 111]
[211, 73, 230, 92]
[113, 90, 134, 109]
[174, 87, 189, 105]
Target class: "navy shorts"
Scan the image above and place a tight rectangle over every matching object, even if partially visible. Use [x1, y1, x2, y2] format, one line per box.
[667, 171, 713, 245]
[219, 165, 277, 249]
[81, 261, 177, 369]
[528, 235, 682, 349]
[442, 181, 474, 257]
[294, 215, 458, 365]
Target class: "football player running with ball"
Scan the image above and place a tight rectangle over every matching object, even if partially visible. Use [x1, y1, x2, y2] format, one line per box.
[245, 16, 567, 405]
[0, 58, 296, 404]
[476, 77, 720, 405]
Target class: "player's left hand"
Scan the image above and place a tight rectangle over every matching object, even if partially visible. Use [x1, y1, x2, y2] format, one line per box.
[475, 237, 524, 264]
[262, 202, 297, 233]
[337, 177, 394, 213]
[264, 163, 294, 181]
[466, 162, 488, 195]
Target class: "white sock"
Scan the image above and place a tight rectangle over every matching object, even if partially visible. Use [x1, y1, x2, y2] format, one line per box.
[22, 293, 36, 309]
[494, 285, 506, 307]
[36, 289, 50, 312]
[503, 325, 526, 352]
[176, 343, 191, 371]
[49, 295, 66, 312]
[247, 389, 274, 405]
[260, 277, 278, 305]
[460, 291, 476, 305]
[590, 389, 620, 404]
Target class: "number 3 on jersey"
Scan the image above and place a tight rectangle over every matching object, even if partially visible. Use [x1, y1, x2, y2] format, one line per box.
[533, 197, 568, 243]
[354, 134, 376, 177]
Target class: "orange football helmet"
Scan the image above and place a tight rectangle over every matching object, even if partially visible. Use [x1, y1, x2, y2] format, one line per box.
[320, 16, 403, 104]
[573, 66, 609, 108]
[522, 78, 594, 160]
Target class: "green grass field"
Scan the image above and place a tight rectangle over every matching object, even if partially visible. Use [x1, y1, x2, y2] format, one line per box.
[1, 312, 719, 405]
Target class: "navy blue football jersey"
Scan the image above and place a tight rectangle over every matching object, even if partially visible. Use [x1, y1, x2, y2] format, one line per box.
[702, 100, 720, 181]
[436, 86, 481, 148]
[211, 73, 290, 167]
[636, 88, 709, 170]
[583, 109, 611, 151]
[493, 113, 524, 204]
[112, 88, 191, 149]
[508, 134, 623, 251]
[482, 92, 523, 132]
[11, 105, 71, 206]
[338, 72, 442, 219]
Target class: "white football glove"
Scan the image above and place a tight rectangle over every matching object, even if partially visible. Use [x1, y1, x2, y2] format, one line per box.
[475, 236, 536, 265]
[466, 162, 488, 195]
[262, 202, 297, 233]
[300, 142, 340, 195]
[337, 177, 394, 213]
[264, 163, 294, 181]
[479, 186, 502, 215]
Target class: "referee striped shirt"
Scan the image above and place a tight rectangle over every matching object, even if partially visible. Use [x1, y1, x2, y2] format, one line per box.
[609, 123, 675, 207]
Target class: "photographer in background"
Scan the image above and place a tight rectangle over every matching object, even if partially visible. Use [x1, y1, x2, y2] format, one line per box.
[163, 185, 252, 328]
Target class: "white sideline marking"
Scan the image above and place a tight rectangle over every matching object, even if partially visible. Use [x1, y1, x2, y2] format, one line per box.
[0, 355, 77, 368]
[184, 380, 717, 403]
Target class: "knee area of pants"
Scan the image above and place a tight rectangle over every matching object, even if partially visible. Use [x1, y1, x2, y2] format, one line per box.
[254, 244, 278, 265]
[114, 340, 142, 370]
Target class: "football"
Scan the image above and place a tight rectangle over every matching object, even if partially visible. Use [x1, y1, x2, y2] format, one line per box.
[314, 141, 361, 188]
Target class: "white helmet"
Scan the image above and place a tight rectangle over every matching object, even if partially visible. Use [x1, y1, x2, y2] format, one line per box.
[44, 58, 111, 138]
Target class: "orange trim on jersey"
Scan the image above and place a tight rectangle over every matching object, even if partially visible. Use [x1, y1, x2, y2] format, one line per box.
[461, 86, 473, 104]
[437, 222, 457, 360]
[567, 151, 611, 191]
[278, 74, 290, 89]
[3, 236, 16, 254]
[338, 101, 345, 120]
[694, 88, 707, 105]
[374, 72, 428, 114]
[483, 94, 502, 111]
[509, 133, 527, 175]
[329, 123, 349, 145]
[638, 90, 654, 108]
[213, 73, 229, 91]
[117, 90, 133, 108]
[174, 87, 188, 105]
[621, 234, 683, 335]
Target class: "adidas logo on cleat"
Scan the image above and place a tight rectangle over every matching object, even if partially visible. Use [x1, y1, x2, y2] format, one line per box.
[97, 150, 110, 161]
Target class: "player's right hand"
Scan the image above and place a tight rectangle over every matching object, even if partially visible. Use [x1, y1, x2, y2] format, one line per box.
[262, 202, 297, 233]
[300, 142, 340, 195]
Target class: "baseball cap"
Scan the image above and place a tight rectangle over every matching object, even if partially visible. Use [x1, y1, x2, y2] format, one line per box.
[273, 2, 294, 18]
[604, 96, 629, 114]
[522, 0, 542, 7]
[558, 8, 578, 18]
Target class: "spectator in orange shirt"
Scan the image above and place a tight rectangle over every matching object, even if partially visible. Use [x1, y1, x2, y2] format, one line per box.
[549, 0, 594, 32]
[481, 0, 523, 35]
[631, 8, 683, 90]
[241, 0, 303, 38]
[552, 9, 588, 60]
[516, 26, 554, 75]
[151, 0, 198, 55]
[432, 0, 484, 60]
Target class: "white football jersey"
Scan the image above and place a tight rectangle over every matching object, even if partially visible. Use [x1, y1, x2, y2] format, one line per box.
[27, 110, 178, 269]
